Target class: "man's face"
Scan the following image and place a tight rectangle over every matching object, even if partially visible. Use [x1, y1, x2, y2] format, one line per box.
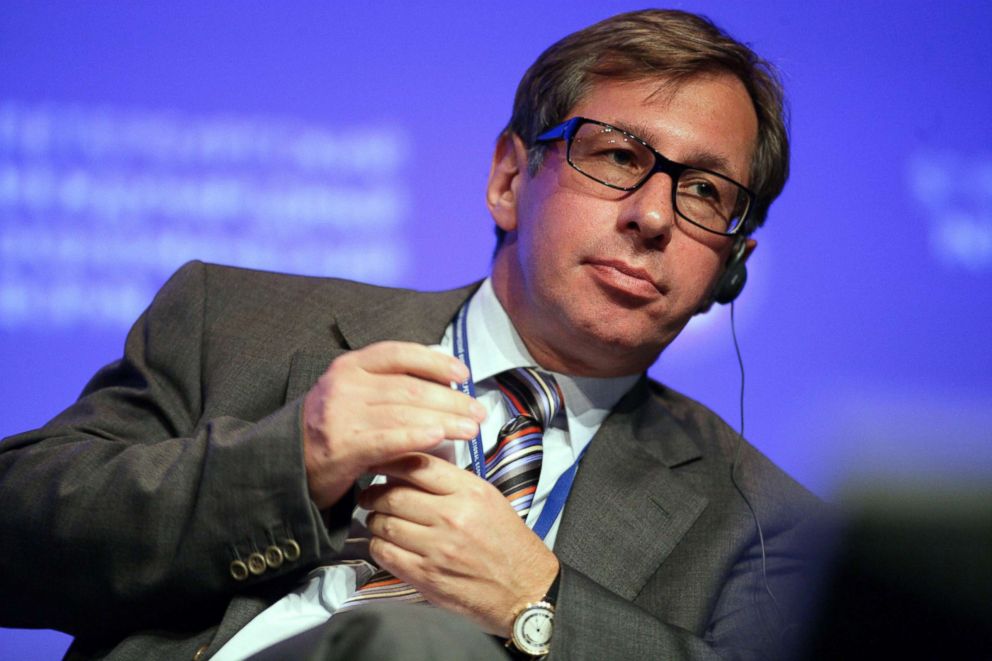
[488, 73, 759, 377]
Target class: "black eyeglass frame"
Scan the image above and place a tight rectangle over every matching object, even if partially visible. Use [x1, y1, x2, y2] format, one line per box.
[534, 116, 756, 236]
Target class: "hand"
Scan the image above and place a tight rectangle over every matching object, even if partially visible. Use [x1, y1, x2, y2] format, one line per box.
[359, 452, 560, 636]
[302, 341, 487, 509]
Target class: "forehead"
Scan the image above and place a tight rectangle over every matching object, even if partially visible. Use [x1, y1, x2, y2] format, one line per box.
[568, 74, 758, 181]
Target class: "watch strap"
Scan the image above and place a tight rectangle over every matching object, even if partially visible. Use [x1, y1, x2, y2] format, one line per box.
[543, 564, 561, 606]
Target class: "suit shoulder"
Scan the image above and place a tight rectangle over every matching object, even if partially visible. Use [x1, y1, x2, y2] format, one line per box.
[196, 260, 410, 298]
[152, 261, 479, 350]
[157, 260, 432, 312]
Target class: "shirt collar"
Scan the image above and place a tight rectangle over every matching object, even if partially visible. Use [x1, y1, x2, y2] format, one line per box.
[466, 278, 639, 423]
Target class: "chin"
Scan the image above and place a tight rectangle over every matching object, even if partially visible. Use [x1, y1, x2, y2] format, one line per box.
[571, 315, 675, 368]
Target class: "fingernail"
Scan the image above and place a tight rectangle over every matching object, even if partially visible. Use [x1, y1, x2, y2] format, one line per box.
[450, 361, 469, 382]
[469, 401, 487, 421]
[457, 418, 479, 437]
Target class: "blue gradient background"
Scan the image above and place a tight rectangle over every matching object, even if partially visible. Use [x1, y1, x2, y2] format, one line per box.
[2, 2, 990, 658]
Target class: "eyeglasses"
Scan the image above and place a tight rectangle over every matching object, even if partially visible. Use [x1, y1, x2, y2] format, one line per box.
[535, 117, 755, 236]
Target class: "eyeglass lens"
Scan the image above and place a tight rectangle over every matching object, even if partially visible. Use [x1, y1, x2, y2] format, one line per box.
[568, 122, 748, 234]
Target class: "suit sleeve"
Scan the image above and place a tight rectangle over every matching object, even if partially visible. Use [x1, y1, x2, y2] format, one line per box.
[0, 261, 350, 640]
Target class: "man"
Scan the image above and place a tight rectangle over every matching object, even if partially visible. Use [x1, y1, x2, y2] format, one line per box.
[0, 9, 820, 660]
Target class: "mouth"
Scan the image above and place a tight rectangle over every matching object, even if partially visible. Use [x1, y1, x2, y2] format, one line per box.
[585, 259, 665, 299]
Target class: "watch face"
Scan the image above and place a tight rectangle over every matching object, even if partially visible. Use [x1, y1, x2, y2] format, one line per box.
[513, 605, 554, 655]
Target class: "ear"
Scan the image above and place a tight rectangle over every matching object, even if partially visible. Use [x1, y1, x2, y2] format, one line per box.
[742, 238, 757, 262]
[485, 131, 530, 233]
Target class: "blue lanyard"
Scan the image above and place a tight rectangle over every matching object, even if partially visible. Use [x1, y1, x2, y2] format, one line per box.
[452, 303, 487, 478]
[452, 303, 587, 541]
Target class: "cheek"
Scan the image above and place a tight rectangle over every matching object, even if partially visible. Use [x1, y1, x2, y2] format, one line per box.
[517, 194, 589, 268]
[672, 245, 725, 303]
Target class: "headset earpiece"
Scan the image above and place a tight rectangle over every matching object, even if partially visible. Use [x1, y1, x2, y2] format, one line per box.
[713, 237, 748, 305]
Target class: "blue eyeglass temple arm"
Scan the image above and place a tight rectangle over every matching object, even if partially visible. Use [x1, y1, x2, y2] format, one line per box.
[535, 117, 583, 143]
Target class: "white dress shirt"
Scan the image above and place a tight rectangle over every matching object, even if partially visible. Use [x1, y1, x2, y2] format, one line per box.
[214, 279, 638, 659]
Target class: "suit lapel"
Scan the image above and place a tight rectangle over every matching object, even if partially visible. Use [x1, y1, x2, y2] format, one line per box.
[283, 282, 481, 403]
[334, 282, 480, 349]
[555, 379, 709, 601]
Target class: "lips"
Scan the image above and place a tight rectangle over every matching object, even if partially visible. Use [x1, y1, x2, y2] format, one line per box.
[585, 259, 665, 299]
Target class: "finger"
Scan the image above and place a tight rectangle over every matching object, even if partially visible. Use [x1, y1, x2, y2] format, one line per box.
[352, 341, 469, 385]
[365, 374, 486, 422]
[350, 414, 478, 472]
[366, 511, 436, 556]
[369, 452, 474, 495]
[369, 536, 426, 585]
[354, 426, 449, 460]
[360, 483, 444, 523]
[363, 404, 480, 441]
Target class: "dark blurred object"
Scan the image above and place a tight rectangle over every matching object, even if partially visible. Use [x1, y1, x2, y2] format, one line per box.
[800, 481, 992, 660]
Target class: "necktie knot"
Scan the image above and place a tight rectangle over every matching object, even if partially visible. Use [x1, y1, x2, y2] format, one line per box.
[494, 367, 564, 429]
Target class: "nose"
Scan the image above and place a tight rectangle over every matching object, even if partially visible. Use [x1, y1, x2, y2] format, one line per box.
[615, 172, 677, 248]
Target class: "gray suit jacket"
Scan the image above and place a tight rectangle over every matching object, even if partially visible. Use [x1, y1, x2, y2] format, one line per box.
[0, 261, 821, 660]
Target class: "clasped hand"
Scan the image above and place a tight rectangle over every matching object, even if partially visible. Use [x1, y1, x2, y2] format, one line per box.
[302, 341, 558, 634]
[361, 453, 558, 635]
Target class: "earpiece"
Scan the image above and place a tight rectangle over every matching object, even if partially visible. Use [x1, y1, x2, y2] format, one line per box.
[712, 237, 748, 305]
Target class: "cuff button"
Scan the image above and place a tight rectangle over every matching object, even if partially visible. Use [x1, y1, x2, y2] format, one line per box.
[264, 544, 285, 569]
[247, 552, 267, 575]
[229, 559, 249, 581]
[282, 539, 301, 562]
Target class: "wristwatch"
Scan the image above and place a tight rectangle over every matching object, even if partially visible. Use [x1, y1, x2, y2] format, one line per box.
[507, 566, 561, 657]
[509, 601, 555, 656]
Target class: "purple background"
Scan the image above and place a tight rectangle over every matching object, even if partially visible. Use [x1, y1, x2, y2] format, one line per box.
[2, 2, 990, 657]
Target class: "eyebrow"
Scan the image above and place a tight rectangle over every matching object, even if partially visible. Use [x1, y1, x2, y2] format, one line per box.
[605, 118, 739, 180]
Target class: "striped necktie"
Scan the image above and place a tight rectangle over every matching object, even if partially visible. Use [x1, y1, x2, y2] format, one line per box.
[339, 367, 563, 610]
[487, 367, 563, 519]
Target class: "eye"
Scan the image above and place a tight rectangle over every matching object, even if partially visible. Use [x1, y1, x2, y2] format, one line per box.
[680, 175, 724, 203]
[603, 147, 639, 168]
[687, 180, 719, 200]
[576, 131, 647, 170]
